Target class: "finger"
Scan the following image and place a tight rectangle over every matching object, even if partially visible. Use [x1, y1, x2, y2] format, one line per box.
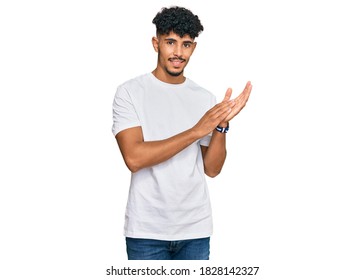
[242, 82, 252, 102]
[244, 81, 252, 96]
[226, 83, 252, 116]
[208, 98, 235, 113]
[235, 81, 252, 103]
[213, 103, 235, 121]
[206, 103, 234, 125]
[240, 81, 252, 96]
[222, 88, 232, 102]
[210, 102, 234, 118]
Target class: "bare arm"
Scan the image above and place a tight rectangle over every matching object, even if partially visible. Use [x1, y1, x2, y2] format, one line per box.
[201, 130, 227, 177]
[201, 81, 252, 177]
[115, 100, 235, 173]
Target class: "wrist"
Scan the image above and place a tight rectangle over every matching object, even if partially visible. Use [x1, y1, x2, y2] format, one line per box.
[216, 122, 229, 133]
[218, 121, 229, 128]
[190, 126, 206, 140]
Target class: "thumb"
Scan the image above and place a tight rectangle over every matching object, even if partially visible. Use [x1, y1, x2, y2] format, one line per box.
[222, 88, 232, 102]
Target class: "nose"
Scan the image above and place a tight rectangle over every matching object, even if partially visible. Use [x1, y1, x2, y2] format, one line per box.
[173, 44, 182, 57]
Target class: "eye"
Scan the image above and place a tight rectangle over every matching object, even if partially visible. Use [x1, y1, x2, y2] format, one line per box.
[167, 41, 174, 45]
[183, 43, 192, 48]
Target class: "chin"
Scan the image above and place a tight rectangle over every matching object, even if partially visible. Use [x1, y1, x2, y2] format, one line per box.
[166, 68, 183, 77]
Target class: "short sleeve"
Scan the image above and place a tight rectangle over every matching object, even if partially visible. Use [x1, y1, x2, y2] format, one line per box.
[199, 94, 217, 147]
[112, 85, 141, 136]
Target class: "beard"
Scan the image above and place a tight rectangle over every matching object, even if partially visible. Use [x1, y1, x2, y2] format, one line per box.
[158, 52, 185, 77]
[165, 67, 183, 77]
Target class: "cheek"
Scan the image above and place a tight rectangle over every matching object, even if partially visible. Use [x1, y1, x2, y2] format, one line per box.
[161, 50, 175, 61]
[183, 48, 194, 57]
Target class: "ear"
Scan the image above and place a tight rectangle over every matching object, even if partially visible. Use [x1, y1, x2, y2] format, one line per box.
[152, 37, 159, 52]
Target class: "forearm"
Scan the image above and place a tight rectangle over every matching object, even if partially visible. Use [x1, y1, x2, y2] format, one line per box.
[202, 129, 227, 177]
[119, 127, 201, 173]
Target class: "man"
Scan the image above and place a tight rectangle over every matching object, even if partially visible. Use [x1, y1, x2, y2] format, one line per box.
[112, 6, 252, 260]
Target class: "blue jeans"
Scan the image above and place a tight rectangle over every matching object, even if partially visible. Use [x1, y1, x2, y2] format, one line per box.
[126, 237, 210, 260]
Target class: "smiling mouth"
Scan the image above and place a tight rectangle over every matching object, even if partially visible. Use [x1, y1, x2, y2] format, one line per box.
[169, 57, 185, 62]
[169, 58, 185, 67]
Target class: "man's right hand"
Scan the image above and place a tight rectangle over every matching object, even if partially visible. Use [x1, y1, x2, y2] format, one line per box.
[192, 99, 236, 138]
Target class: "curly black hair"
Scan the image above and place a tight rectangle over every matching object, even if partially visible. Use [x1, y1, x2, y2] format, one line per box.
[152, 6, 204, 39]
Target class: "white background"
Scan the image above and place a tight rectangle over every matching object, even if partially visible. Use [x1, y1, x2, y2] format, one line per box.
[1, 0, 363, 279]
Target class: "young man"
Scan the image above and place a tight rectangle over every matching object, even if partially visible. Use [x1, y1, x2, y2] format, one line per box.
[112, 6, 252, 260]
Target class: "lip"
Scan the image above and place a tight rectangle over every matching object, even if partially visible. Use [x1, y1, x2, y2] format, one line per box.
[169, 58, 185, 67]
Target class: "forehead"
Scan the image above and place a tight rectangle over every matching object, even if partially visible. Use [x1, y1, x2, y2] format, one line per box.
[159, 32, 194, 42]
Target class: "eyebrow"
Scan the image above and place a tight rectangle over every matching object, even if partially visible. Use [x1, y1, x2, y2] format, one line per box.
[164, 38, 194, 44]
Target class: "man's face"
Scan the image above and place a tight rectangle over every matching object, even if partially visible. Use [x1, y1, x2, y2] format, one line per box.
[152, 32, 196, 77]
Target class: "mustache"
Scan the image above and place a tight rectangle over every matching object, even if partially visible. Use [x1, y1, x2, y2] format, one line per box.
[169, 57, 186, 62]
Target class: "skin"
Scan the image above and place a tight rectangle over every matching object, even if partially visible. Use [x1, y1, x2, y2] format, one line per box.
[115, 32, 252, 176]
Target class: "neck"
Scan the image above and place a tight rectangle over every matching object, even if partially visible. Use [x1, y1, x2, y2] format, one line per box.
[152, 68, 186, 84]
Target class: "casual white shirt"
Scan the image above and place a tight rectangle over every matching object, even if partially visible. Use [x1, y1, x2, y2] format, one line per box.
[112, 73, 216, 240]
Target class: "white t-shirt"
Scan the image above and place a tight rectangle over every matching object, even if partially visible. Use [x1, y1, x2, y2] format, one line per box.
[112, 73, 216, 241]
